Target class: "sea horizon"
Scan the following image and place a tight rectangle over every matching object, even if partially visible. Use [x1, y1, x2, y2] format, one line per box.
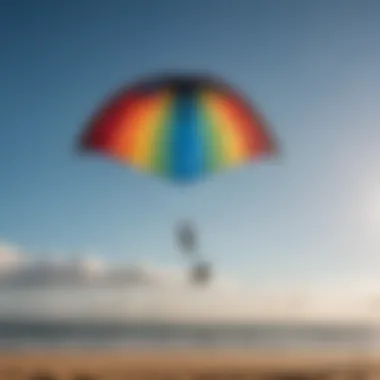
[0, 318, 377, 351]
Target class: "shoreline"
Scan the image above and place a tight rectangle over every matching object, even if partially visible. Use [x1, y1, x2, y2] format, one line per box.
[0, 350, 379, 379]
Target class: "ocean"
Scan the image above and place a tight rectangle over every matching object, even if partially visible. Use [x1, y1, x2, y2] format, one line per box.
[0, 320, 378, 351]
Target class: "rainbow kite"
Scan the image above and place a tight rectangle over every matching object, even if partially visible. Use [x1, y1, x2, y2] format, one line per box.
[79, 74, 277, 182]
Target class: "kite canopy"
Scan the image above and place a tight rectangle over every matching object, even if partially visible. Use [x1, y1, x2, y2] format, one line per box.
[79, 73, 277, 182]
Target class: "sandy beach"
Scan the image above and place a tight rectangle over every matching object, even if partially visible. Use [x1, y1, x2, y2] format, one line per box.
[0, 350, 380, 380]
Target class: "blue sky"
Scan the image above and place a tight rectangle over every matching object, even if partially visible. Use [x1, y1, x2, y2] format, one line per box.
[1, 0, 380, 290]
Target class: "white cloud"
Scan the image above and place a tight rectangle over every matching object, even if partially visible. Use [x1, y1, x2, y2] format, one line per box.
[0, 240, 379, 324]
[0, 251, 176, 288]
[0, 241, 24, 272]
[0, 242, 253, 322]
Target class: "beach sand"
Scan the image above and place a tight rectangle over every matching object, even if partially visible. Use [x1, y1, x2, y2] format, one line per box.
[0, 350, 379, 380]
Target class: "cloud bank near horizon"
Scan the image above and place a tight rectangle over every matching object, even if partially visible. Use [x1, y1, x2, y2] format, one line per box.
[0, 240, 378, 323]
[0, 241, 187, 288]
[0, 241, 255, 322]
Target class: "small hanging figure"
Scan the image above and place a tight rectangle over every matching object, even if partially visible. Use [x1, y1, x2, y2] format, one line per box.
[175, 220, 212, 286]
[191, 261, 212, 285]
[176, 220, 197, 256]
